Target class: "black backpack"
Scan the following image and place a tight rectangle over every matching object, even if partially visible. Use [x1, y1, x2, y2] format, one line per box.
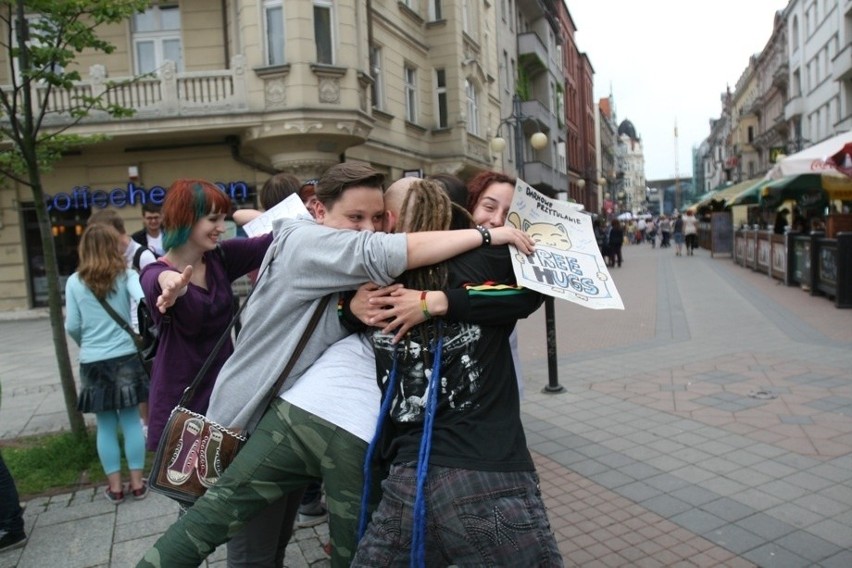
[136, 298, 165, 374]
[132, 246, 161, 272]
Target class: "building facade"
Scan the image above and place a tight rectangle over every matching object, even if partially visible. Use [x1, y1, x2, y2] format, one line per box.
[0, 0, 597, 310]
[697, 0, 851, 184]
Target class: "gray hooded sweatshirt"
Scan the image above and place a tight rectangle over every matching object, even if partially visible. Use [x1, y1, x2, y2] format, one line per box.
[206, 217, 407, 430]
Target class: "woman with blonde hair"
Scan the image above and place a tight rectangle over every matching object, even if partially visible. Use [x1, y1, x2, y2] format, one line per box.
[65, 223, 148, 503]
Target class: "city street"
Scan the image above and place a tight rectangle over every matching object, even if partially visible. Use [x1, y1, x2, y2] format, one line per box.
[1, 242, 851, 567]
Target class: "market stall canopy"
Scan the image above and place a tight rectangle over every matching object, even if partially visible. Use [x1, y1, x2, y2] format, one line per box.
[765, 131, 852, 180]
[688, 177, 764, 210]
[729, 179, 773, 206]
[759, 174, 826, 210]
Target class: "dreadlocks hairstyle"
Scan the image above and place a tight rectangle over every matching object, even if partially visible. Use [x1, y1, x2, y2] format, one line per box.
[161, 179, 232, 251]
[77, 224, 127, 300]
[395, 178, 453, 293]
[357, 178, 454, 562]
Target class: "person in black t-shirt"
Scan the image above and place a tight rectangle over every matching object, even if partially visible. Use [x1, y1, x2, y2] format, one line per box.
[352, 179, 562, 567]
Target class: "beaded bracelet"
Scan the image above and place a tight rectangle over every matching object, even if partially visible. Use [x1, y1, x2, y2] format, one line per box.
[337, 296, 345, 319]
[420, 290, 431, 319]
[475, 225, 492, 246]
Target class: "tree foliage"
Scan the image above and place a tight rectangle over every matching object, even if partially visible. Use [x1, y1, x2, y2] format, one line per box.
[0, 0, 150, 437]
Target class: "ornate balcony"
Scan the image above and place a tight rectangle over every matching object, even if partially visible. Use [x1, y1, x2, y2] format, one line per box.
[772, 62, 789, 89]
[1, 57, 249, 128]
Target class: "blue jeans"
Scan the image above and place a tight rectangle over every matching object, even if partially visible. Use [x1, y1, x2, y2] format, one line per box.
[352, 464, 563, 567]
[0, 452, 24, 537]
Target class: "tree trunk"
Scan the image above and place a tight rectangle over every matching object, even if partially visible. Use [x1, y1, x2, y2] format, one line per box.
[30, 178, 87, 439]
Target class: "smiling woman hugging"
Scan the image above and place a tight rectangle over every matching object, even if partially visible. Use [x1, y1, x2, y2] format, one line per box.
[139, 179, 273, 452]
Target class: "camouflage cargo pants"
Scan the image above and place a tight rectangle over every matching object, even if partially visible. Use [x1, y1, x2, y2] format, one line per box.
[138, 399, 373, 568]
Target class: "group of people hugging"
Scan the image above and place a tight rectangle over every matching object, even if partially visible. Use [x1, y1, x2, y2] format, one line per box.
[67, 162, 564, 567]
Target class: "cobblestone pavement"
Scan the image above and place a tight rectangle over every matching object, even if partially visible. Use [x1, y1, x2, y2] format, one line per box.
[1, 242, 850, 567]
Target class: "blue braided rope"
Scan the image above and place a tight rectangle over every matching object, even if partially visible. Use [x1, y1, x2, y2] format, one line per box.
[357, 345, 399, 540]
[411, 321, 444, 567]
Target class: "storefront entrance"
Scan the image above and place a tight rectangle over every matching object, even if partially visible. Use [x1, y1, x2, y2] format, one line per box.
[21, 203, 89, 307]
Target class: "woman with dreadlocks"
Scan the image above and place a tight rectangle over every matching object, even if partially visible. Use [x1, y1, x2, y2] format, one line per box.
[352, 179, 563, 567]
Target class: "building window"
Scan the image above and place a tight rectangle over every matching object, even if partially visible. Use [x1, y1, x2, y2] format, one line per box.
[556, 86, 565, 128]
[462, 0, 470, 34]
[263, 1, 284, 66]
[428, 0, 442, 20]
[747, 126, 754, 143]
[133, 5, 183, 74]
[404, 65, 418, 123]
[502, 50, 510, 93]
[314, 0, 334, 64]
[11, 15, 65, 81]
[791, 16, 799, 52]
[370, 45, 384, 110]
[557, 141, 567, 174]
[402, 0, 419, 12]
[465, 79, 478, 135]
[435, 69, 448, 128]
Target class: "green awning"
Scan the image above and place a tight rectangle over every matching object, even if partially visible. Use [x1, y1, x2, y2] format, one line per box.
[689, 177, 764, 209]
[760, 174, 826, 210]
[729, 179, 771, 206]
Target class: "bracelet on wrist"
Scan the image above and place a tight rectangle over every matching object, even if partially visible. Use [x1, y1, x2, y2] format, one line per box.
[475, 225, 492, 246]
[420, 290, 431, 319]
[337, 296, 345, 319]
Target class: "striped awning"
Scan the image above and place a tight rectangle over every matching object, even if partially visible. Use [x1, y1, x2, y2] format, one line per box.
[689, 178, 764, 209]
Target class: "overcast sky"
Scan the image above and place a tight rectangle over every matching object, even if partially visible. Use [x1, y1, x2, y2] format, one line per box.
[566, 0, 790, 181]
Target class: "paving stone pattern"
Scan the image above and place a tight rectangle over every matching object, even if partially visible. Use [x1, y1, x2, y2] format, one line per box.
[1, 243, 851, 566]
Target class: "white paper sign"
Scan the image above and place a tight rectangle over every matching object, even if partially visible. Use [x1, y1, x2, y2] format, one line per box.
[242, 193, 311, 237]
[507, 180, 624, 310]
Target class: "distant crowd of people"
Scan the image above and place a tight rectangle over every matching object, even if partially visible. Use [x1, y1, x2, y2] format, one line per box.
[595, 209, 700, 266]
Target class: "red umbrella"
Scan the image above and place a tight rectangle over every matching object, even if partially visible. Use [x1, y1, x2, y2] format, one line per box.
[827, 142, 852, 177]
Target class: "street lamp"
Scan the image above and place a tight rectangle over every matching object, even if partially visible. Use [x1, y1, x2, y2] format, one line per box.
[491, 94, 564, 395]
[491, 95, 548, 180]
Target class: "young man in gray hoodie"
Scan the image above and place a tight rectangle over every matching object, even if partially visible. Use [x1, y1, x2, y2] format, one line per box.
[139, 166, 534, 568]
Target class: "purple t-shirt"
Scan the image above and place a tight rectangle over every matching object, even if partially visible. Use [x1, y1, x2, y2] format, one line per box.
[140, 234, 272, 450]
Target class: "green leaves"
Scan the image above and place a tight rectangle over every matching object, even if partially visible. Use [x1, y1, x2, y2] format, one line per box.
[0, 0, 149, 180]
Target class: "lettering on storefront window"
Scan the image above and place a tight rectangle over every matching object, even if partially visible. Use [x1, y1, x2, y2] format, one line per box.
[44, 181, 250, 211]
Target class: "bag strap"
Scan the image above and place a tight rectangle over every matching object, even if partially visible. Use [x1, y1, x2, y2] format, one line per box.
[175, 242, 331, 418]
[244, 294, 331, 434]
[175, 246, 265, 407]
[95, 294, 143, 349]
[177, 292, 330, 414]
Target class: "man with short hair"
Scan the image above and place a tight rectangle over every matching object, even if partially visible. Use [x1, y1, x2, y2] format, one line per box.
[132, 203, 164, 255]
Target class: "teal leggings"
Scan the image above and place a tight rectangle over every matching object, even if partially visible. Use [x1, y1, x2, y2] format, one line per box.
[95, 407, 145, 474]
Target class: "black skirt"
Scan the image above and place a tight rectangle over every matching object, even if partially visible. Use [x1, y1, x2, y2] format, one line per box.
[77, 352, 149, 413]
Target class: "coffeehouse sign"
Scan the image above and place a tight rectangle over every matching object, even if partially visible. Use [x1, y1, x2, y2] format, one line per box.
[44, 181, 251, 211]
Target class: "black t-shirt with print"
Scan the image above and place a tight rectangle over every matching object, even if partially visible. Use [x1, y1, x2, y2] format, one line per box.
[373, 245, 543, 472]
